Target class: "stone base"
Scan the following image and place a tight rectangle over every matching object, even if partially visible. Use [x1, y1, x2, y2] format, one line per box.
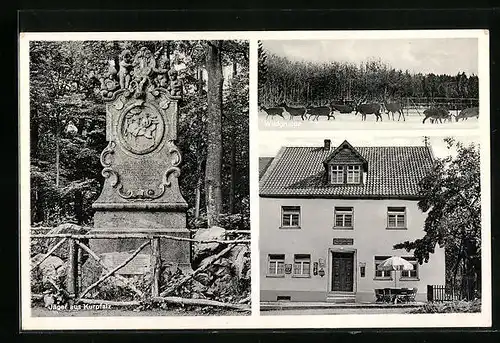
[90, 210, 192, 273]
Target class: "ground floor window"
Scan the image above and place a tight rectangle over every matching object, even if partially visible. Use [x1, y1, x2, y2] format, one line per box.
[374, 255, 393, 279]
[293, 254, 311, 277]
[400, 256, 419, 279]
[268, 254, 285, 276]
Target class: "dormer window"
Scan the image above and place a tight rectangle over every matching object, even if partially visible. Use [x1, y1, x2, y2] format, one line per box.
[330, 165, 344, 184]
[346, 165, 361, 184]
[329, 164, 362, 185]
[323, 141, 367, 186]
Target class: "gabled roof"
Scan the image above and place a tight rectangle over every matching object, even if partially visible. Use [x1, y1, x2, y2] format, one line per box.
[322, 140, 368, 169]
[259, 157, 274, 180]
[260, 142, 434, 199]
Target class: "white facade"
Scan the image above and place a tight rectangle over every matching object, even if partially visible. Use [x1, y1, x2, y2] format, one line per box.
[260, 197, 446, 302]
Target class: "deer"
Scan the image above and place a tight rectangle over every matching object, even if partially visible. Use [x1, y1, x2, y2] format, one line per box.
[306, 104, 335, 121]
[455, 107, 479, 121]
[383, 98, 405, 121]
[422, 107, 452, 124]
[330, 103, 354, 114]
[279, 102, 307, 120]
[354, 96, 383, 122]
[259, 104, 286, 120]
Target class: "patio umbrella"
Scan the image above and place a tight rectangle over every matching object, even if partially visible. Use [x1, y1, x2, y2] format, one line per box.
[377, 256, 414, 288]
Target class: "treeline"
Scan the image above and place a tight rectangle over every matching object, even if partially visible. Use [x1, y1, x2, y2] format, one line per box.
[258, 51, 479, 106]
[30, 40, 249, 228]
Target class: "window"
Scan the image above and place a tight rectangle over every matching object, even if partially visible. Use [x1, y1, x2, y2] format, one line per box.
[330, 165, 344, 184]
[334, 207, 354, 229]
[387, 207, 406, 229]
[293, 254, 311, 277]
[346, 165, 361, 184]
[374, 256, 393, 279]
[400, 257, 419, 279]
[281, 206, 300, 228]
[268, 254, 285, 276]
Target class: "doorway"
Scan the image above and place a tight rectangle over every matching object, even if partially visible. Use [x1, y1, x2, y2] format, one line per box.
[331, 251, 354, 292]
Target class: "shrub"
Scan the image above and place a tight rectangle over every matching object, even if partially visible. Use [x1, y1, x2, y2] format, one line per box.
[409, 300, 481, 313]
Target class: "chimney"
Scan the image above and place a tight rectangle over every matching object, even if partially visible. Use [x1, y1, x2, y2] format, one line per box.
[324, 139, 331, 151]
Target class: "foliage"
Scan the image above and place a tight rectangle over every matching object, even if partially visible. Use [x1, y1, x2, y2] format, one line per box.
[394, 138, 481, 294]
[30, 40, 249, 228]
[409, 300, 481, 313]
[259, 51, 479, 106]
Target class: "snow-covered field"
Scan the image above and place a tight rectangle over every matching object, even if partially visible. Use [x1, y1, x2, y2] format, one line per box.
[258, 109, 480, 131]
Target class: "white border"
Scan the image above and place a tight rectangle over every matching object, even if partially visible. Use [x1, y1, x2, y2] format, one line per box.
[19, 29, 491, 330]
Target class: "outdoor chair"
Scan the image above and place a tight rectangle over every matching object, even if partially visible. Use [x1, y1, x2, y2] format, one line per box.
[407, 288, 417, 302]
[383, 288, 393, 303]
[396, 288, 409, 303]
[374, 289, 384, 302]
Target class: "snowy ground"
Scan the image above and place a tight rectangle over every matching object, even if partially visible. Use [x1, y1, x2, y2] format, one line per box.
[258, 109, 480, 131]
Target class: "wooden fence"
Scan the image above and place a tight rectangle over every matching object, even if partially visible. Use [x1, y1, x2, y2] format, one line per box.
[30, 228, 251, 311]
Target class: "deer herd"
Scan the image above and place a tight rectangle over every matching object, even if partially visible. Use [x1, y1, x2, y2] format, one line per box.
[259, 99, 479, 124]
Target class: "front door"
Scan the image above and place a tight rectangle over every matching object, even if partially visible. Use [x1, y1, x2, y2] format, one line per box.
[331, 252, 354, 292]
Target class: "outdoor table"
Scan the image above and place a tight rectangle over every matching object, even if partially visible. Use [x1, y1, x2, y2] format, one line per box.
[375, 288, 405, 303]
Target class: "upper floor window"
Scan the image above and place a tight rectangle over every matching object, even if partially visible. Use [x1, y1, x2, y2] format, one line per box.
[334, 206, 353, 229]
[268, 254, 285, 276]
[330, 165, 344, 184]
[387, 207, 406, 229]
[400, 257, 419, 280]
[329, 164, 362, 185]
[281, 206, 300, 228]
[346, 165, 361, 184]
[293, 254, 311, 277]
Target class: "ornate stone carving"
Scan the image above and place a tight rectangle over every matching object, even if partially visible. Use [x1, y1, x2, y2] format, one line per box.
[94, 46, 187, 209]
[99, 46, 184, 102]
[118, 49, 133, 90]
[118, 103, 165, 155]
[153, 48, 170, 88]
[99, 60, 120, 99]
[167, 68, 183, 97]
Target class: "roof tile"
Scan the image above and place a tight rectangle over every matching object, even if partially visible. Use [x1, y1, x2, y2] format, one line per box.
[260, 144, 434, 198]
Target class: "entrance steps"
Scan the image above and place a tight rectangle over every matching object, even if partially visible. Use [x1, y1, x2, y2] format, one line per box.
[326, 292, 355, 303]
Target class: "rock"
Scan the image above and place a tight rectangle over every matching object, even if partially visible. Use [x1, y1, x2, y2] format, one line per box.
[193, 272, 211, 286]
[192, 226, 227, 268]
[43, 293, 55, 308]
[32, 254, 67, 286]
[193, 226, 226, 256]
[228, 245, 250, 280]
[45, 223, 90, 261]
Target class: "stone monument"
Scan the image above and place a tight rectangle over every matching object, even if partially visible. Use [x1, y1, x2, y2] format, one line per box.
[91, 46, 190, 272]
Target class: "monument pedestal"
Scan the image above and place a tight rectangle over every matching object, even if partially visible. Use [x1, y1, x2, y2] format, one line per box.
[91, 210, 191, 272]
[90, 47, 192, 274]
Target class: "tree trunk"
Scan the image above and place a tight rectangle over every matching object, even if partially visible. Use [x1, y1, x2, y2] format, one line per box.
[198, 68, 204, 96]
[205, 41, 224, 227]
[55, 114, 60, 188]
[31, 114, 39, 159]
[229, 60, 237, 214]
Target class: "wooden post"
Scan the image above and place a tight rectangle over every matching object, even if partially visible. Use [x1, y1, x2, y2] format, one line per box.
[427, 284, 433, 302]
[151, 237, 161, 298]
[66, 238, 79, 303]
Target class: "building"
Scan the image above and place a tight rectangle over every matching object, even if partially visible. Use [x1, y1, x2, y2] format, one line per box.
[259, 139, 445, 303]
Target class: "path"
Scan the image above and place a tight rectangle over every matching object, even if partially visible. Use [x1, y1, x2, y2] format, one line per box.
[261, 307, 413, 315]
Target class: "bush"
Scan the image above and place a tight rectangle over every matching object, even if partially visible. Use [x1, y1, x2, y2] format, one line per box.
[409, 300, 481, 313]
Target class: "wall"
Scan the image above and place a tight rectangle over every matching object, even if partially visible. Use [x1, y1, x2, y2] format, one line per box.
[260, 197, 446, 302]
